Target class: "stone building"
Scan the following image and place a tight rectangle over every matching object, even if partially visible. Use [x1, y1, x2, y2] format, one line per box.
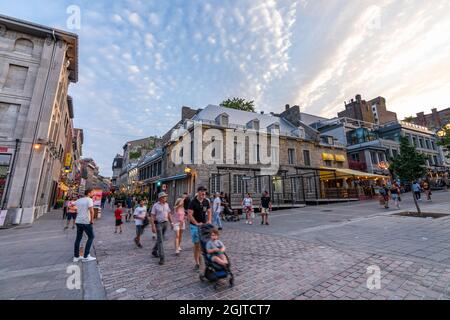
[338, 95, 397, 125]
[111, 154, 123, 190]
[0, 15, 78, 226]
[160, 105, 349, 207]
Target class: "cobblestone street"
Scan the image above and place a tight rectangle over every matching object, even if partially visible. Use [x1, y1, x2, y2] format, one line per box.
[93, 191, 450, 300]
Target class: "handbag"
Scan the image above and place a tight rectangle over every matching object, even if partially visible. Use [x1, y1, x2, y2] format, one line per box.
[142, 216, 150, 227]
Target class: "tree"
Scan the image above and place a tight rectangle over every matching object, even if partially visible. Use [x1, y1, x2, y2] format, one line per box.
[220, 97, 255, 112]
[403, 116, 414, 123]
[436, 119, 450, 160]
[389, 136, 427, 214]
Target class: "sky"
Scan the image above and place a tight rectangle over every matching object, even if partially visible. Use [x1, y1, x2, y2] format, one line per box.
[1, 0, 449, 176]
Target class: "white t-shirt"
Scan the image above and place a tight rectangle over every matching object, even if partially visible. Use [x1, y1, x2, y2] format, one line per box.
[75, 197, 94, 225]
[243, 197, 252, 207]
[133, 206, 147, 226]
[213, 197, 221, 214]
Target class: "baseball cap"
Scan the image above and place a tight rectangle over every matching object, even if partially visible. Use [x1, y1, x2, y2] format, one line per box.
[158, 192, 168, 198]
[197, 186, 207, 192]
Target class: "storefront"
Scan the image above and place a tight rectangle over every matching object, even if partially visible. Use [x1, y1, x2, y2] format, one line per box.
[319, 167, 389, 200]
[0, 153, 12, 208]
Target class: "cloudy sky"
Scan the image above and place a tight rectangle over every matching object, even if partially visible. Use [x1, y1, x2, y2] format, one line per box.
[1, 0, 449, 176]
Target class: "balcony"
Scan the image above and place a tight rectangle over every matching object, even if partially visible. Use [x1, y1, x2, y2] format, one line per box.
[348, 160, 367, 172]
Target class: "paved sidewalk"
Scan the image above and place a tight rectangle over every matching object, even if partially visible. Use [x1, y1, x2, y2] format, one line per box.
[93, 193, 450, 300]
[0, 209, 104, 300]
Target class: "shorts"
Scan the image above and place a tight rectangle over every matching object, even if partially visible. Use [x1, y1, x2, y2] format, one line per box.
[67, 213, 77, 221]
[261, 208, 269, 214]
[190, 224, 200, 244]
[173, 221, 185, 232]
[391, 194, 399, 201]
[135, 225, 144, 236]
[115, 219, 122, 226]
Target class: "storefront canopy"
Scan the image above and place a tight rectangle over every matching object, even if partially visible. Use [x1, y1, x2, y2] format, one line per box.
[319, 167, 389, 180]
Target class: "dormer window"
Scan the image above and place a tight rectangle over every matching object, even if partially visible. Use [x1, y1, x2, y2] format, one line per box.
[267, 122, 280, 133]
[215, 113, 229, 126]
[246, 119, 260, 130]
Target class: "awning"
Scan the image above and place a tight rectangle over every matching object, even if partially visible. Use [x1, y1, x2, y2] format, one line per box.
[158, 174, 188, 183]
[322, 153, 335, 161]
[319, 167, 389, 180]
[335, 154, 346, 162]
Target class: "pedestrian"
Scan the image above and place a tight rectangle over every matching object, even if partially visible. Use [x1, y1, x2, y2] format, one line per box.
[114, 203, 124, 234]
[110, 195, 115, 209]
[219, 192, 226, 221]
[63, 196, 69, 220]
[423, 181, 432, 201]
[390, 182, 401, 209]
[242, 193, 254, 224]
[126, 195, 133, 222]
[101, 194, 106, 209]
[173, 198, 186, 255]
[212, 192, 223, 230]
[379, 184, 390, 209]
[206, 229, 228, 268]
[259, 191, 272, 225]
[133, 199, 148, 248]
[73, 189, 96, 262]
[412, 181, 422, 201]
[64, 197, 78, 230]
[150, 192, 173, 265]
[188, 186, 212, 270]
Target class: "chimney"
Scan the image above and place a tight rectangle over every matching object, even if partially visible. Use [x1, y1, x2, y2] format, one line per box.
[356, 94, 361, 103]
[285, 104, 290, 111]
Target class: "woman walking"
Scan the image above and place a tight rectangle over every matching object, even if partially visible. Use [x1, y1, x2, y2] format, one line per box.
[422, 181, 432, 201]
[242, 193, 254, 225]
[173, 198, 186, 255]
[390, 182, 401, 209]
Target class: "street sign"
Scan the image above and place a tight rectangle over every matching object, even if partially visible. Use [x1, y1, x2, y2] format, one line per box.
[242, 176, 251, 180]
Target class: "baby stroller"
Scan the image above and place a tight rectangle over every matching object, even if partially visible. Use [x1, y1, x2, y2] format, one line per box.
[199, 224, 234, 289]
[224, 205, 239, 222]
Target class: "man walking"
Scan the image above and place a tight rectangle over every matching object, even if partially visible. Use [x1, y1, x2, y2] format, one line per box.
[259, 191, 272, 225]
[73, 189, 96, 262]
[412, 181, 422, 201]
[188, 186, 212, 270]
[212, 192, 223, 230]
[151, 192, 173, 265]
[133, 199, 147, 248]
[125, 195, 133, 222]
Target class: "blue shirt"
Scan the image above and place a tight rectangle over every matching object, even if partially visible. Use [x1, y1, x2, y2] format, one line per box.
[412, 183, 421, 192]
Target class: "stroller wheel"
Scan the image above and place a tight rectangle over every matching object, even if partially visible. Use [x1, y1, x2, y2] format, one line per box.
[229, 277, 234, 287]
[199, 274, 206, 282]
[213, 283, 218, 290]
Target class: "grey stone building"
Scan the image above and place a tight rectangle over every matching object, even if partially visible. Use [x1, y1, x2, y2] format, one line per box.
[0, 15, 78, 226]
[160, 105, 349, 207]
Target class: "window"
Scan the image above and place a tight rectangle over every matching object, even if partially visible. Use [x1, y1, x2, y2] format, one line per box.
[303, 150, 311, 166]
[14, 38, 34, 55]
[211, 174, 221, 193]
[370, 151, 377, 164]
[190, 140, 194, 163]
[431, 141, 436, 150]
[157, 162, 161, 175]
[412, 137, 417, 147]
[419, 138, 424, 148]
[288, 148, 295, 165]
[425, 140, 430, 149]
[392, 149, 398, 157]
[324, 160, 332, 167]
[351, 153, 360, 162]
[233, 175, 244, 194]
[4, 64, 28, 90]
[255, 176, 262, 194]
[291, 178, 298, 193]
[271, 146, 279, 164]
[433, 155, 438, 165]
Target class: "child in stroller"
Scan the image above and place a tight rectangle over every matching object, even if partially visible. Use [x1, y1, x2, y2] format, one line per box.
[199, 224, 234, 289]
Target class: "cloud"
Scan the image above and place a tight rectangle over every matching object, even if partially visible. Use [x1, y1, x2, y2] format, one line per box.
[128, 65, 140, 74]
[128, 12, 143, 28]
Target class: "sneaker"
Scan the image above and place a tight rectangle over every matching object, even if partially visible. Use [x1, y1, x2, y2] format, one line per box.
[64, 226, 68, 230]
[218, 227, 222, 230]
[72, 226, 75, 229]
[249, 221, 253, 225]
[152, 235, 156, 240]
[137, 243, 143, 248]
[245, 221, 249, 224]
[265, 222, 269, 225]
[159, 260, 165, 265]
[261, 221, 264, 225]
[175, 249, 180, 255]
[152, 251, 159, 258]
[194, 264, 200, 270]
[178, 246, 182, 251]
[114, 230, 117, 233]
[73, 256, 82, 262]
[82, 255, 96, 262]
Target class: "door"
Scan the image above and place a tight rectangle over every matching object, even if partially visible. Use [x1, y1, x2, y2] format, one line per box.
[0, 154, 12, 208]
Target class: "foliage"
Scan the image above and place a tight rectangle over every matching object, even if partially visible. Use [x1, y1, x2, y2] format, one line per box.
[129, 150, 142, 160]
[55, 199, 65, 209]
[389, 136, 427, 213]
[402, 116, 414, 123]
[436, 118, 450, 159]
[220, 97, 255, 112]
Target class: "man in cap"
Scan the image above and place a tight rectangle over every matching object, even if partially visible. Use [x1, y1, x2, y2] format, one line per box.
[151, 192, 173, 265]
[188, 186, 212, 270]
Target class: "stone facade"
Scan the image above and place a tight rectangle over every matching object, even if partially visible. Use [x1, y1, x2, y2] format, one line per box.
[0, 15, 78, 226]
[413, 107, 450, 130]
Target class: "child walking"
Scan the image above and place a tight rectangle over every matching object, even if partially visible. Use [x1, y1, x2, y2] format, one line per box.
[114, 203, 124, 233]
[173, 198, 186, 255]
[206, 229, 228, 268]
